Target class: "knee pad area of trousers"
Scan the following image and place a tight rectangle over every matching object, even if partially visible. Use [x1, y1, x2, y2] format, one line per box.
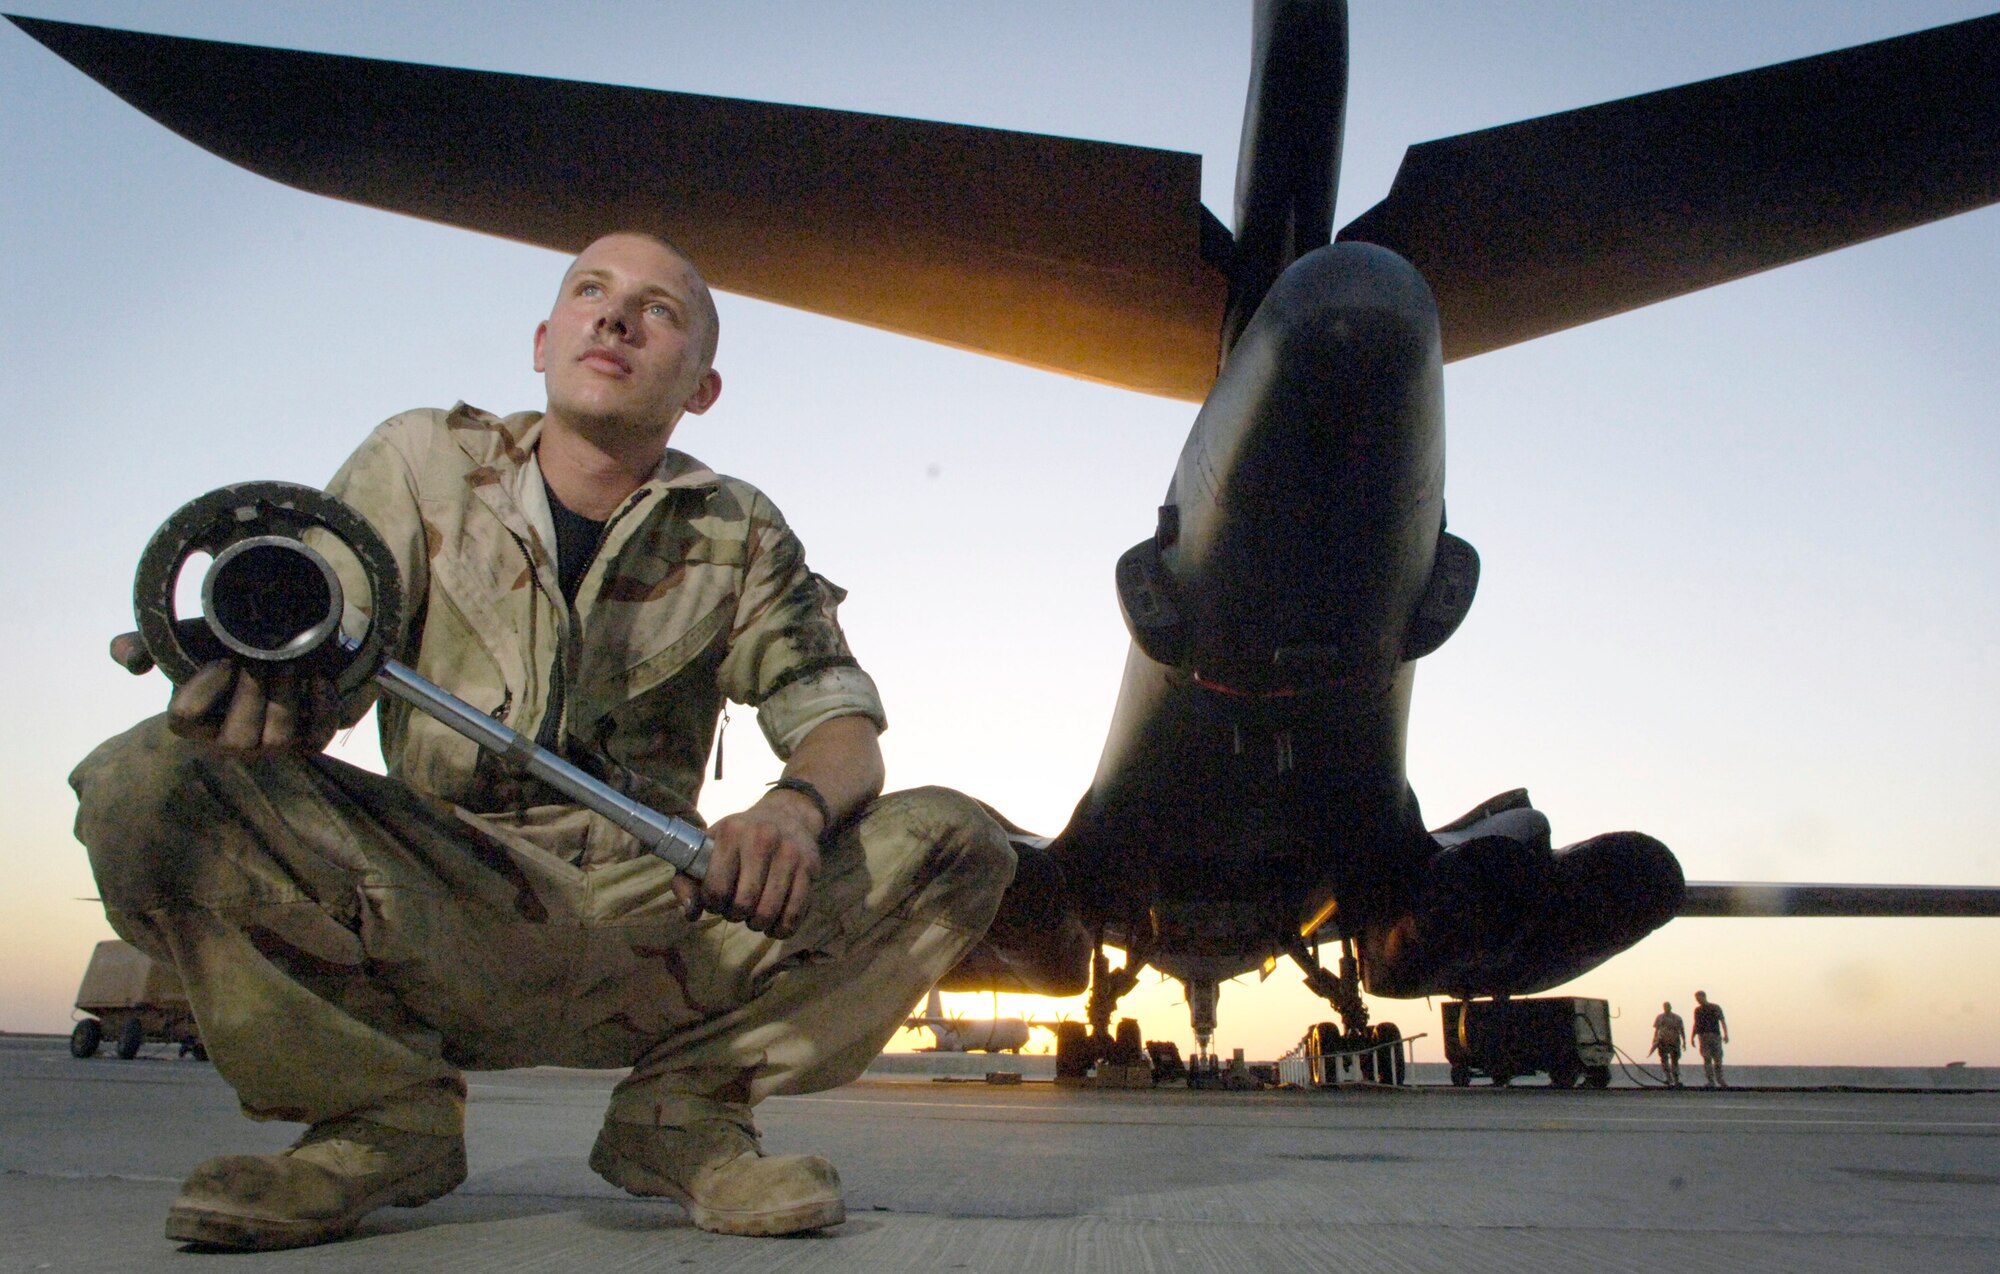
[861, 787, 1017, 909]
[73, 719, 265, 908]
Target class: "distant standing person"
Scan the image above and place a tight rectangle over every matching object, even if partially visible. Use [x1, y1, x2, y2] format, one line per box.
[1651, 1001, 1687, 1087]
[1692, 990, 1729, 1088]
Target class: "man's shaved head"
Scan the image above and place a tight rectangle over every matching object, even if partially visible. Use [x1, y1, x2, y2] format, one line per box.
[536, 232, 725, 449]
[559, 230, 720, 373]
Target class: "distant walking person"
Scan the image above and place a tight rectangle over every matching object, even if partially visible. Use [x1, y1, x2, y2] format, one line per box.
[1692, 990, 1729, 1088]
[1651, 1001, 1687, 1087]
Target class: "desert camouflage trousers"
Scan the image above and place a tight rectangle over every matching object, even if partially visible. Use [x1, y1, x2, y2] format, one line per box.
[71, 718, 1013, 1137]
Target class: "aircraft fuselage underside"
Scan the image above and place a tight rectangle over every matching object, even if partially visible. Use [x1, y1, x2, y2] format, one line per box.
[1052, 240, 1451, 982]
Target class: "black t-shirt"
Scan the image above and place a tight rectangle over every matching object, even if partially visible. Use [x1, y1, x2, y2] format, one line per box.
[1692, 1003, 1724, 1035]
[544, 478, 607, 605]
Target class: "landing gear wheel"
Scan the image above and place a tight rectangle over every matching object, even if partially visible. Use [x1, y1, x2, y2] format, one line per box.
[1549, 1060, 1581, 1089]
[69, 1019, 101, 1059]
[1351, 1027, 1377, 1083]
[115, 1018, 144, 1060]
[1449, 1062, 1470, 1087]
[1053, 1021, 1092, 1080]
[1374, 1022, 1405, 1085]
[1584, 1065, 1611, 1089]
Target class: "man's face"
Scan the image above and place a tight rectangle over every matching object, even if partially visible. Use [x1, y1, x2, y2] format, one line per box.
[534, 233, 720, 439]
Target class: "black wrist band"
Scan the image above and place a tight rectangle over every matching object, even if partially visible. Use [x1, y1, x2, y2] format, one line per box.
[768, 776, 834, 836]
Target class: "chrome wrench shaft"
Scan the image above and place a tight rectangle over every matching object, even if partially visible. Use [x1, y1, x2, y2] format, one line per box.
[366, 646, 713, 880]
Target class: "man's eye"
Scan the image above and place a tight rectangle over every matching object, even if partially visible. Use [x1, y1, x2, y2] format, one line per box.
[579, 282, 603, 297]
[648, 303, 675, 320]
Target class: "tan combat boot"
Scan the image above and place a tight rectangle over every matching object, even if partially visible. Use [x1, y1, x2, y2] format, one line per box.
[165, 1115, 466, 1250]
[589, 1105, 844, 1236]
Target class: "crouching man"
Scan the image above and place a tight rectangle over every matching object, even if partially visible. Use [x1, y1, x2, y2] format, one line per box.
[71, 231, 1014, 1249]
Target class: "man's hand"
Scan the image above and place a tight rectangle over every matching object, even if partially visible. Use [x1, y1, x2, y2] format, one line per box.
[113, 629, 341, 756]
[689, 789, 826, 938]
[170, 659, 343, 755]
[667, 715, 883, 938]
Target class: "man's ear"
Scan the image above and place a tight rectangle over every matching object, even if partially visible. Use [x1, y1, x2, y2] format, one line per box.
[532, 321, 549, 373]
[684, 368, 723, 416]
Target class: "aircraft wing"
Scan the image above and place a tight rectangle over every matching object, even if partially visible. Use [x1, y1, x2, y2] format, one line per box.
[1680, 882, 2000, 918]
[6, 15, 1229, 401]
[1339, 13, 2000, 362]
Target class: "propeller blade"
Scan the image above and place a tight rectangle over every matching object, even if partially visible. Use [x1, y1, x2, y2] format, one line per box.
[8, 15, 1229, 400]
[1339, 13, 2000, 362]
[1681, 882, 2000, 918]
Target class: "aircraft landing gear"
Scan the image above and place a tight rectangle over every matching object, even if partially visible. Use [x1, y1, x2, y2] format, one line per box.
[1286, 934, 1369, 1037]
[1186, 976, 1219, 1059]
[1287, 935, 1407, 1085]
[1085, 941, 1142, 1041]
[1055, 931, 1157, 1083]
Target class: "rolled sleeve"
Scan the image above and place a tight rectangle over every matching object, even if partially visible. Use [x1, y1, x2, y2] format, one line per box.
[756, 663, 887, 758]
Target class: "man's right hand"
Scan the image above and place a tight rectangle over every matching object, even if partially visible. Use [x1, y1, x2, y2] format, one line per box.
[110, 631, 340, 756]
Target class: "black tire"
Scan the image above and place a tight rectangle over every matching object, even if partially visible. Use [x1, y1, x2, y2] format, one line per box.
[1112, 1018, 1144, 1063]
[1375, 1023, 1406, 1085]
[115, 1018, 145, 1060]
[1053, 1022, 1092, 1079]
[1549, 1059, 1581, 1089]
[1584, 1065, 1612, 1089]
[190, 1041, 209, 1063]
[69, 1019, 102, 1059]
[1491, 1071, 1513, 1087]
[1449, 1062, 1471, 1087]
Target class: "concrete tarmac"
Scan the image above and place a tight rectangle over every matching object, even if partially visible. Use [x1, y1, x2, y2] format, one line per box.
[5, 1035, 1998, 1273]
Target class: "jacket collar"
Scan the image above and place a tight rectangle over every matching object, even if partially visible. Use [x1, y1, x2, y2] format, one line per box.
[445, 403, 723, 494]
[445, 403, 725, 628]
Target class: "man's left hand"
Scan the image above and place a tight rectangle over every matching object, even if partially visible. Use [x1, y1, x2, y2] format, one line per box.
[688, 790, 825, 938]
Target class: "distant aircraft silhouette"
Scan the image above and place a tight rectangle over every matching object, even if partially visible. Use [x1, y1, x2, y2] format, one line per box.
[904, 989, 1048, 1055]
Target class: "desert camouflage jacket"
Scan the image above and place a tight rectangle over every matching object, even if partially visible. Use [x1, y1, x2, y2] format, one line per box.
[324, 404, 884, 863]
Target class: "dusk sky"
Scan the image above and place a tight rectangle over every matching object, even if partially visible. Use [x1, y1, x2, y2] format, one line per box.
[3, 1, 1996, 1066]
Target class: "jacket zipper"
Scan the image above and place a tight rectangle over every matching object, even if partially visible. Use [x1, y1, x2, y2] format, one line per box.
[521, 489, 652, 756]
[497, 527, 569, 754]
